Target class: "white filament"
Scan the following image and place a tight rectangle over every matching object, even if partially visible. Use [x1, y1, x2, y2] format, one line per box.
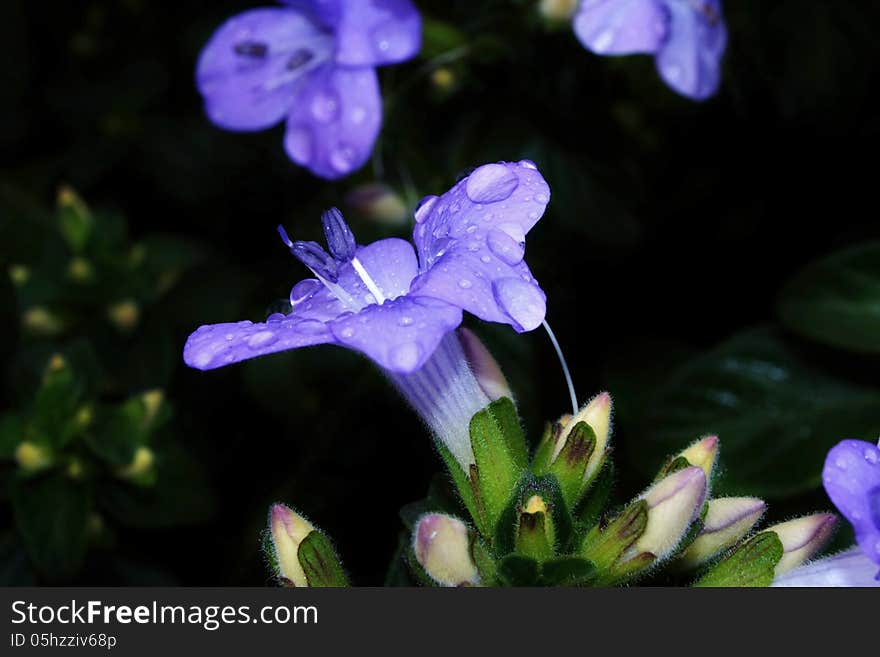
[542, 319, 577, 415]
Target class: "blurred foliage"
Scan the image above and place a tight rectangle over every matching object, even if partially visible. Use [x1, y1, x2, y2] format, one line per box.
[0, 0, 879, 584]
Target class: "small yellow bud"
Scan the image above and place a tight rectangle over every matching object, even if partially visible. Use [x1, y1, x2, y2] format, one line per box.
[15, 442, 53, 472]
[57, 184, 88, 214]
[9, 264, 30, 286]
[766, 514, 837, 576]
[46, 353, 67, 374]
[22, 307, 64, 336]
[269, 503, 315, 587]
[539, 0, 578, 21]
[68, 257, 95, 282]
[523, 495, 548, 515]
[141, 389, 164, 425]
[431, 67, 456, 91]
[116, 446, 154, 479]
[107, 299, 140, 331]
[676, 435, 719, 481]
[67, 458, 85, 480]
[74, 405, 93, 429]
[413, 513, 480, 586]
[553, 392, 612, 481]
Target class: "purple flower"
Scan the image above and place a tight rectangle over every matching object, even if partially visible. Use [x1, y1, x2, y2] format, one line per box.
[183, 161, 550, 466]
[573, 0, 727, 101]
[196, 1, 421, 179]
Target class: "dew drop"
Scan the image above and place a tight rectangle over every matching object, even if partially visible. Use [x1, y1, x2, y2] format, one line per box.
[458, 279, 472, 289]
[290, 279, 320, 305]
[285, 127, 312, 164]
[865, 448, 879, 465]
[390, 342, 422, 371]
[487, 229, 525, 265]
[415, 196, 439, 223]
[330, 144, 356, 173]
[465, 163, 519, 203]
[399, 315, 414, 326]
[310, 89, 340, 123]
[519, 159, 538, 170]
[493, 277, 546, 331]
[593, 29, 615, 53]
[295, 319, 326, 334]
[480, 255, 492, 264]
[340, 327, 355, 338]
[248, 330, 278, 348]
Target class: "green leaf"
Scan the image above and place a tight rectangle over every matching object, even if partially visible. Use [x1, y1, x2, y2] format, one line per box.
[497, 555, 540, 586]
[633, 328, 880, 498]
[693, 532, 783, 587]
[298, 531, 349, 587]
[11, 473, 92, 581]
[57, 188, 93, 253]
[778, 242, 880, 352]
[574, 461, 614, 528]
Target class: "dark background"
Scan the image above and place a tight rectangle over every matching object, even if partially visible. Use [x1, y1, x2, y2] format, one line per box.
[1, 0, 879, 585]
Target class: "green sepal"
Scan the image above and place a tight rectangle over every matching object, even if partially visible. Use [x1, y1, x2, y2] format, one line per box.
[693, 531, 783, 587]
[515, 510, 553, 561]
[469, 400, 525, 531]
[497, 554, 540, 586]
[531, 421, 559, 474]
[491, 397, 529, 469]
[495, 473, 573, 557]
[471, 537, 497, 585]
[598, 552, 656, 586]
[574, 461, 614, 528]
[298, 531, 349, 587]
[548, 421, 596, 508]
[581, 499, 648, 572]
[435, 440, 487, 535]
[655, 455, 691, 482]
[540, 556, 597, 586]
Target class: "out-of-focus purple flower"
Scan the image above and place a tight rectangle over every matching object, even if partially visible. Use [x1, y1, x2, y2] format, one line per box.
[196, 1, 421, 179]
[183, 161, 549, 466]
[771, 547, 880, 587]
[573, 0, 727, 101]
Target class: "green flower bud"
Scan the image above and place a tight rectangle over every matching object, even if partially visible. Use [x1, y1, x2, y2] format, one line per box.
[679, 497, 766, 569]
[765, 514, 837, 576]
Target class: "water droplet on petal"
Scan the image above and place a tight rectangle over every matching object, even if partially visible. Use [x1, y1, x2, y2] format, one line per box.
[330, 144, 356, 173]
[480, 255, 492, 264]
[458, 279, 472, 289]
[835, 456, 848, 470]
[519, 159, 538, 170]
[399, 315, 414, 326]
[248, 330, 278, 348]
[865, 448, 879, 465]
[290, 279, 320, 305]
[593, 29, 615, 53]
[493, 277, 545, 331]
[465, 163, 519, 203]
[340, 326, 355, 338]
[285, 127, 312, 164]
[535, 192, 548, 203]
[415, 195, 438, 223]
[310, 89, 340, 123]
[295, 319, 326, 334]
[390, 342, 423, 371]
[487, 229, 525, 265]
[497, 222, 526, 243]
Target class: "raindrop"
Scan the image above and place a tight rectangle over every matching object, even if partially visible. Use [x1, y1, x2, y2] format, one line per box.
[285, 128, 312, 164]
[487, 229, 525, 265]
[465, 164, 519, 203]
[248, 330, 278, 348]
[458, 279, 472, 289]
[330, 145, 356, 172]
[390, 342, 422, 371]
[311, 90, 340, 123]
[865, 448, 879, 465]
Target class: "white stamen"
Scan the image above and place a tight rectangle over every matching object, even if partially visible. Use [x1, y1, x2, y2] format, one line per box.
[351, 257, 387, 304]
[542, 319, 578, 415]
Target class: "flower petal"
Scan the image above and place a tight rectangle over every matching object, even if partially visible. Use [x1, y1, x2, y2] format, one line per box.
[196, 8, 333, 130]
[329, 296, 462, 373]
[332, 0, 421, 66]
[342, 238, 419, 301]
[655, 0, 727, 101]
[771, 547, 880, 587]
[284, 65, 382, 179]
[183, 316, 334, 371]
[823, 439, 880, 565]
[573, 0, 669, 56]
[410, 161, 549, 331]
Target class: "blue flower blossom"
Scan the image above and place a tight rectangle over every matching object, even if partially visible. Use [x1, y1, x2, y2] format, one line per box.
[573, 0, 728, 100]
[183, 161, 550, 466]
[196, 1, 421, 179]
